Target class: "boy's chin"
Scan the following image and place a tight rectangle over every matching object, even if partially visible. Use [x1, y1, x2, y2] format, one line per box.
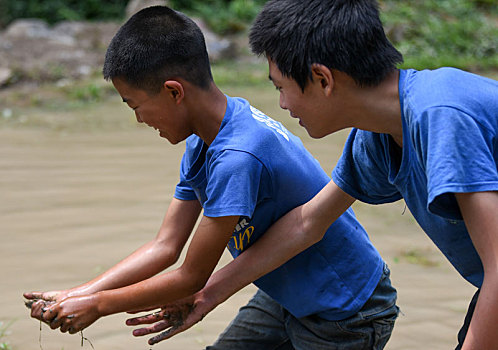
[304, 126, 327, 139]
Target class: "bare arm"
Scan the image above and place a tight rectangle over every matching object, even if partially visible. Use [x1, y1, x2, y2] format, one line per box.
[205, 180, 355, 303]
[456, 191, 498, 350]
[75, 198, 202, 294]
[42, 214, 240, 333]
[127, 180, 355, 343]
[25, 198, 200, 312]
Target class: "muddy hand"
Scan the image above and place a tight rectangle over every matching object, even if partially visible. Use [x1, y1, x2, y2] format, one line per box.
[24, 298, 54, 323]
[41, 295, 100, 334]
[127, 307, 194, 345]
[127, 295, 207, 345]
[23, 290, 65, 303]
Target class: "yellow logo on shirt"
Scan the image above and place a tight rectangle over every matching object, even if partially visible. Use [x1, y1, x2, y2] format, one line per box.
[229, 217, 255, 251]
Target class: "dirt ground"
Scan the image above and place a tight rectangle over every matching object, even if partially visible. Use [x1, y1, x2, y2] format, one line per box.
[0, 85, 477, 349]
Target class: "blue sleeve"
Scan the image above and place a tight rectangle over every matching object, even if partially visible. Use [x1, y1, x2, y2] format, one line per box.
[174, 152, 198, 201]
[203, 150, 267, 218]
[413, 107, 498, 219]
[332, 129, 402, 204]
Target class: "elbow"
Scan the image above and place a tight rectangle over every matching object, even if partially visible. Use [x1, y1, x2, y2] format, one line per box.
[301, 218, 325, 247]
[299, 204, 326, 246]
[482, 263, 498, 285]
[153, 239, 182, 269]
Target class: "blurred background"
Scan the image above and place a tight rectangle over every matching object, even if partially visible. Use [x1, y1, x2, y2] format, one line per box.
[0, 1, 496, 349]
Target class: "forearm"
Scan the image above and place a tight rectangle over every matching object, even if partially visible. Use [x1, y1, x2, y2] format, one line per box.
[456, 191, 498, 349]
[70, 199, 200, 296]
[95, 214, 239, 317]
[69, 239, 178, 296]
[40, 214, 236, 334]
[202, 205, 310, 305]
[202, 182, 355, 306]
[96, 263, 211, 317]
[462, 275, 498, 349]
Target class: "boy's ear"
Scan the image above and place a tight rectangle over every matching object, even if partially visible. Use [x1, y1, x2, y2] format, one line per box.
[311, 64, 334, 96]
[163, 80, 184, 103]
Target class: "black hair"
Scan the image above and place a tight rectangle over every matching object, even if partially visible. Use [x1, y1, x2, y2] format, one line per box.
[103, 6, 213, 94]
[249, 0, 403, 90]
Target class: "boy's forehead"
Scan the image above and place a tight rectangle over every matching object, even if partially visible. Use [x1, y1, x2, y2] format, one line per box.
[112, 77, 141, 102]
[267, 58, 284, 81]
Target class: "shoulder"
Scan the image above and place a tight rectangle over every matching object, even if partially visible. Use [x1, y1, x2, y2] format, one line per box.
[400, 68, 498, 142]
[338, 128, 392, 178]
[402, 68, 498, 115]
[346, 129, 389, 159]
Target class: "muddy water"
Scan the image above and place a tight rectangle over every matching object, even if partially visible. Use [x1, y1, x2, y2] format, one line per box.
[0, 105, 475, 349]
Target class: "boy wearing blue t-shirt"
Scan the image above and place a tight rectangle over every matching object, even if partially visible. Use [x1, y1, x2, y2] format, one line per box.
[130, 1, 498, 349]
[24, 6, 399, 349]
[248, 1, 497, 350]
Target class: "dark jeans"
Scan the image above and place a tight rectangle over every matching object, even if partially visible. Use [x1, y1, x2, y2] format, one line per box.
[207, 264, 399, 350]
[455, 289, 480, 350]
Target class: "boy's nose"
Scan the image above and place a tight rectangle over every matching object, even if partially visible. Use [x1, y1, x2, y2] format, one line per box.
[135, 111, 143, 123]
[279, 97, 287, 110]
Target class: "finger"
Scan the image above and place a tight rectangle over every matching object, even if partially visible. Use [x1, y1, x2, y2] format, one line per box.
[132, 320, 171, 337]
[126, 312, 164, 326]
[59, 315, 75, 333]
[25, 299, 39, 309]
[148, 325, 186, 345]
[68, 326, 79, 335]
[49, 316, 63, 330]
[33, 301, 56, 320]
[41, 306, 57, 323]
[23, 292, 39, 299]
[25, 291, 57, 301]
[24, 292, 46, 300]
[32, 300, 55, 321]
[67, 319, 83, 335]
[126, 306, 159, 314]
[29, 300, 44, 317]
[60, 321, 71, 333]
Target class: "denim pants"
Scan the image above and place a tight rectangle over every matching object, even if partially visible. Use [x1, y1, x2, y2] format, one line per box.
[206, 264, 399, 350]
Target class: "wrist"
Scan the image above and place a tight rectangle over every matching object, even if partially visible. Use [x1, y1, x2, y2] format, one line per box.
[192, 288, 215, 316]
[66, 287, 85, 298]
[200, 281, 228, 309]
[93, 291, 110, 317]
[67, 282, 100, 297]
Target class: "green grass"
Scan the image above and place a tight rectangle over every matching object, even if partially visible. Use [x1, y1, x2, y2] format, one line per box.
[0, 321, 14, 350]
[380, 0, 498, 70]
[212, 59, 268, 87]
[0, 59, 495, 134]
[393, 248, 440, 267]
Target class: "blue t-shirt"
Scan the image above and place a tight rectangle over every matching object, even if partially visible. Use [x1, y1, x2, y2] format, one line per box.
[175, 96, 384, 320]
[333, 68, 498, 287]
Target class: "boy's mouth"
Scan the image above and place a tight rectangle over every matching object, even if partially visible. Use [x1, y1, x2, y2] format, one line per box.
[290, 112, 305, 127]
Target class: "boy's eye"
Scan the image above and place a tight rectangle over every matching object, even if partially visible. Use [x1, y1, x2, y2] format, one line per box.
[275, 86, 282, 91]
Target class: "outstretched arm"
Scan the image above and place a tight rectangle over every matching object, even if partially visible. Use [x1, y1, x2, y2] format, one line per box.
[127, 180, 355, 344]
[205, 179, 355, 302]
[40, 214, 240, 333]
[456, 191, 498, 350]
[25, 198, 201, 318]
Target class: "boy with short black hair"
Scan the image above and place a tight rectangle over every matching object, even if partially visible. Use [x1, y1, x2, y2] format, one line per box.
[25, 5, 399, 349]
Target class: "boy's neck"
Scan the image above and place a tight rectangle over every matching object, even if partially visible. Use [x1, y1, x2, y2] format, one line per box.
[345, 70, 403, 147]
[187, 82, 227, 145]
